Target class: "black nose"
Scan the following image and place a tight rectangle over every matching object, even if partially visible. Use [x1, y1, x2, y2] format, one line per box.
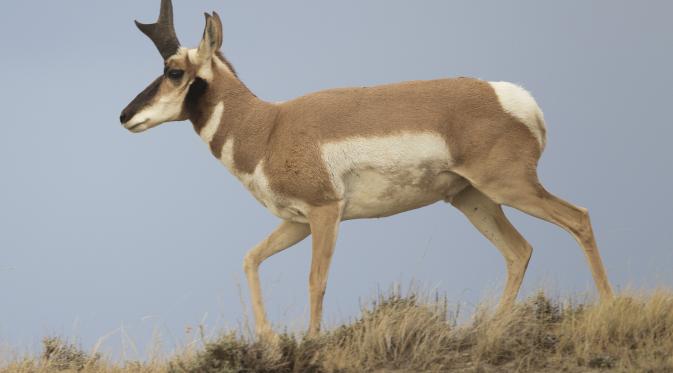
[120, 111, 129, 124]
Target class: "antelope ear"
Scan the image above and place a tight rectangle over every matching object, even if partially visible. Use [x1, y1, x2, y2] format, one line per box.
[197, 12, 223, 61]
[212, 12, 224, 49]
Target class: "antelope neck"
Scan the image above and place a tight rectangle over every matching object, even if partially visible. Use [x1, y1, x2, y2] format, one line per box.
[188, 69, 277, 174]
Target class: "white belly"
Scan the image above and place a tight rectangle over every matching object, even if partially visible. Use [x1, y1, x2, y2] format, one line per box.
[217, 133, 470, 223]
[341, 167, 467, 219]
[322, 133, 468, 220]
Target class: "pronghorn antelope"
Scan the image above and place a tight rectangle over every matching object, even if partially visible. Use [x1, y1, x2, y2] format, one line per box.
[121, 0, 613, 337]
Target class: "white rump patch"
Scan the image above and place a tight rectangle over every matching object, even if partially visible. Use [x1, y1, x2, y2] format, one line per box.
[489, 81, 547, 150]
[199, 102, 224, 143]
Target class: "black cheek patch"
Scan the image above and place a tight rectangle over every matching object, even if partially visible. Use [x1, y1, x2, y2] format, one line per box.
[122, 76, 163, 120]
[184, 77, 209, 128]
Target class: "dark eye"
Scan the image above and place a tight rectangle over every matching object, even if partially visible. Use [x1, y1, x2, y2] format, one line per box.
[167, 69, 184, 80]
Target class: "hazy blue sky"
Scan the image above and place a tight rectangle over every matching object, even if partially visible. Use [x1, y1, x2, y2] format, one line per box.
[1, 0, 672, 358]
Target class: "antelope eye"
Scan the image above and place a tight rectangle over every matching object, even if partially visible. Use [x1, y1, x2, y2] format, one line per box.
[167, 69, 184, 80]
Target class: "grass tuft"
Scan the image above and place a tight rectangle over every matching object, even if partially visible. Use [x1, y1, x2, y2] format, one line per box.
[3, 289, 673, 372]
[41, 337, 100, 371]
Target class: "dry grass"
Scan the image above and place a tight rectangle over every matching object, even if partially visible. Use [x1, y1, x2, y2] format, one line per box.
[3, 290, 673, 372]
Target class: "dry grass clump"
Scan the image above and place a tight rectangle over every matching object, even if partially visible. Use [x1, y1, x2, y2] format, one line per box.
[3, 289, 673, 372]
[455, 290, 673, 372]
[168, 332, 323, 373]
[0, 337, 156, 373]
[41, 337, 100, 371]
[317, 293, 457, 372]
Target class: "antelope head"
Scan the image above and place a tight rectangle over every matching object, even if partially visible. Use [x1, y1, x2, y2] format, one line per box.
[120, 0, 223, 133]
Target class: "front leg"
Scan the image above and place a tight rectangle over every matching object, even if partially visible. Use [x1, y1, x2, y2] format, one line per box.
[307, 202, 343, 336]
[243, 220, 310, 338]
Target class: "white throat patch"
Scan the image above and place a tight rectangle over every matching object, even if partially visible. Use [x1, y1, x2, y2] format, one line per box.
[199, 102, 224, 143]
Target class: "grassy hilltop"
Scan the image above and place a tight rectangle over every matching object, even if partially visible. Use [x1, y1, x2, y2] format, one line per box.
[3, 290, 673, 372]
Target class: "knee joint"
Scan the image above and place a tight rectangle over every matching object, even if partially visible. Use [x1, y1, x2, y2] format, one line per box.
[507, 244, 532, 269]
[243, 253, 259, 272]
[572, 206, 594, 239]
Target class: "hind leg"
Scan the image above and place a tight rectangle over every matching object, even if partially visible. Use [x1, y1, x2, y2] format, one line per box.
[451, 186, 533, 310]
[459, 168, 614, 300]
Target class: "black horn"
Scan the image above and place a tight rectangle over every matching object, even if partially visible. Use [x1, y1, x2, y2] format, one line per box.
[135, 0, 181, 60]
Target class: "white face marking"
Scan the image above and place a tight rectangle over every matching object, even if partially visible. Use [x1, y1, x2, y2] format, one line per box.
[489, 81, 546, 150]
[185, 48, 234, 82]
[125, 47, 237, 133]
[186, 49, 213, 81]
[321, 133, 463, 219]
[185, 48, 198, 64]
[124, 50, 192, 132]
[124, 85, 188, 132]
[199, 102, 224, 143]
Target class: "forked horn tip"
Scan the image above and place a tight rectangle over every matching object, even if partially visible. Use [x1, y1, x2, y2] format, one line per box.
[135, 20, 157, 33]
[134, 1, 181, 60]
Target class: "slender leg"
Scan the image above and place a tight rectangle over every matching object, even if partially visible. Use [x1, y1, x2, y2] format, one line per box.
[243, 220, 310, 337]
[464, 172, 614, 301]
[451, 187, 533, 310]
[307, 202, 342, 336]
[508, 188, 613, 299]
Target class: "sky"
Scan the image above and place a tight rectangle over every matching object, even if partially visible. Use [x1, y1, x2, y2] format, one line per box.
[1, 0, 673, 359]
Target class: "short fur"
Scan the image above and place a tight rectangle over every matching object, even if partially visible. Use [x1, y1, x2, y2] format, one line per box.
[121, 0, 613, 338]
[120, 77, 162, 124]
